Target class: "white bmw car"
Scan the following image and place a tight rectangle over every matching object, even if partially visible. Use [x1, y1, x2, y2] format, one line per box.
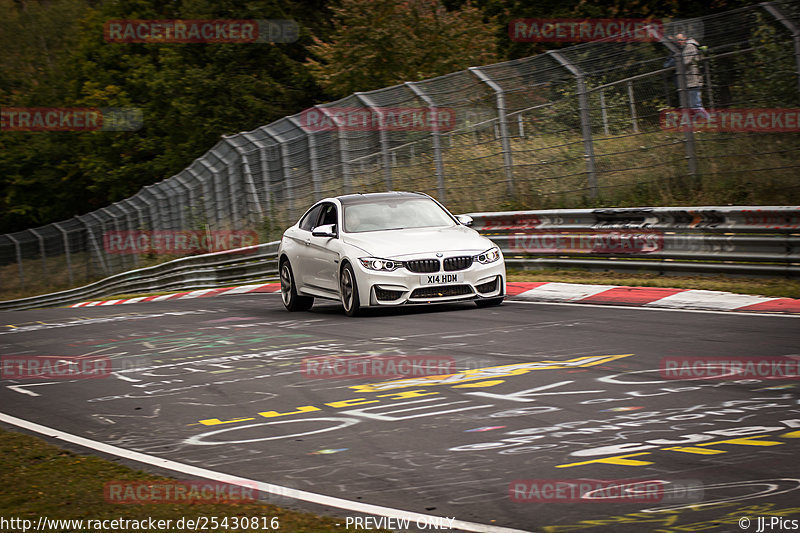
[277, 191, 505, 316]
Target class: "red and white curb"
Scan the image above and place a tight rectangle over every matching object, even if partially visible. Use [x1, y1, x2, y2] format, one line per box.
[69, 281, 800, 315]
[506, 282, 800, 314]
[69, 283, 280, 308]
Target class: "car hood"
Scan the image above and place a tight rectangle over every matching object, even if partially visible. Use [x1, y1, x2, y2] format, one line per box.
[342, 226, 493, 259]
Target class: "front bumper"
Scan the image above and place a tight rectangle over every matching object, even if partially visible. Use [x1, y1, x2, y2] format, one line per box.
[355, 256, 506, 307]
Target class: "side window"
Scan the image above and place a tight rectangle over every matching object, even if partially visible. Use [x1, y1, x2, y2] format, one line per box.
[299, 204, 323, 232]
[318, 203, 338, 228]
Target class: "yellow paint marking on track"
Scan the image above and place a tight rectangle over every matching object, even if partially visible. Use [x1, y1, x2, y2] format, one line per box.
[349, 354, 635, 393]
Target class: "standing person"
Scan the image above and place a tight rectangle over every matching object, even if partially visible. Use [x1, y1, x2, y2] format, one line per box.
[676, 33, 710, 121]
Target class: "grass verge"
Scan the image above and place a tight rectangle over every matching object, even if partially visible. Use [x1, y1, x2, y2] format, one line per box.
[0, 427, 384, 533]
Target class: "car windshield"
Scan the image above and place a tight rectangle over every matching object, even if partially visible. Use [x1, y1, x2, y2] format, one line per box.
[343, 198, 456, 233]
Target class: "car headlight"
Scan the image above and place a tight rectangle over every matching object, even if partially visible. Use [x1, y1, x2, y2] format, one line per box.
[359, 257, 400, 271]
[475, 247, 501, 264]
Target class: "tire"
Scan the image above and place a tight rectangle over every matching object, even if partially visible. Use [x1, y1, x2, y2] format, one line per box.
[340, 263, 361, 317]
[475, 297, 504, 308]
[280, 260, 314, 312]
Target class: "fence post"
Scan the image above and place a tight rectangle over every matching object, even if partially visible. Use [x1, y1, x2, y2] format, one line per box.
[600, 89, 610, 135]
[704, 62, 715, 109]
[627, 80, 639, 133]
[261, 145, 275, 214]
[661, 38, 698, 178]
[155, 186, 172, 228]
[173, 175, 194, 228]
[7, 234, 24, 289]
[469, 67, 515, 198]
[140, 186, 161, 230]
[109, 202, 132, 270]
[117, 199, 140, 268]
[241, 131, 274, 215]
[263, 126, 297, 220]
[53, 222, 74, 286]
[214, 148, 239, 228]
[28, 228, 47, 281]
[160, 181, 182, 230]
[154, 183, 173, 230]
[131, 196, 147, 230]
[84, 213, 110, 276]
[549, 51, 598, 200]
[355, 93, 393, 191]
[169, 182, 185, 229]
[315, 105, 352, 196]
[224, 138, 264, 227]
[762, 1, 800, 95]
[101, 207, 125, 274]
[196, 161, 223, 228]
[75, 216, 89, 280]
[185, 167, 210, 231]
[287, 116, 322, 202]
[405, 81, 447, 203]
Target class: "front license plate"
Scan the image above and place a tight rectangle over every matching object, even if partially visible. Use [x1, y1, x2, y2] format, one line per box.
[420, 273, 463, 285]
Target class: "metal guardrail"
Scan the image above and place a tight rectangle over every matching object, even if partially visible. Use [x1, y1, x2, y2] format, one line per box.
[0, 243, 280, 312]
[473, 206, 800, 278]
[0, 207, 797, 312]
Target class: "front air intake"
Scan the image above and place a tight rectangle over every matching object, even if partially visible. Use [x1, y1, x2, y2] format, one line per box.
[404, 259, 440, 273]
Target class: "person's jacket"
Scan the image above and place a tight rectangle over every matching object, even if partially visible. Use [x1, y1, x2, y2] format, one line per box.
[681, 38, 704, 88]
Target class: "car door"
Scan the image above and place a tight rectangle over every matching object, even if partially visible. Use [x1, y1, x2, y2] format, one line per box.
[287, 203, 324, 290]
[305, 202, 342, 294]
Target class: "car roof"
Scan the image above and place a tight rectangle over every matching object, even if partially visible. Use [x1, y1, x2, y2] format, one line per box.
[335, 191, 429, 206]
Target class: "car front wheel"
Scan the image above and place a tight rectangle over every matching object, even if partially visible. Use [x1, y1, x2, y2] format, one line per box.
[280, 260, 314, 312]
[340, 263, 361, 317]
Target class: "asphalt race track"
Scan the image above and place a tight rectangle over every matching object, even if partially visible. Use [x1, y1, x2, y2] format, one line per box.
[1, 293, 799, 532]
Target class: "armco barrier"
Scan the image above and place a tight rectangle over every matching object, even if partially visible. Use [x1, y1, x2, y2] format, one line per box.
[474, 206, 800, 278]
[0, 242, 279, 312]
[0, 207, 797, 311]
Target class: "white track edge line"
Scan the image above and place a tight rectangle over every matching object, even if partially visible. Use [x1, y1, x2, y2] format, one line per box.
[0, 412, 530, 533]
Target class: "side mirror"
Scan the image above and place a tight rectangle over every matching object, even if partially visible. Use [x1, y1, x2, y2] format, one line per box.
[456, 215, 474, 227]
[312, 224, 337, 238]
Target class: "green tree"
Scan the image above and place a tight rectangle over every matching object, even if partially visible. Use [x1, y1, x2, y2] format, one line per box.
[460, 0, 768, 61]
[0, 0, 91, 231]
[730, 14, 799, 107]
[306, 0, 499, 98]
[0, 0, 328, 233]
